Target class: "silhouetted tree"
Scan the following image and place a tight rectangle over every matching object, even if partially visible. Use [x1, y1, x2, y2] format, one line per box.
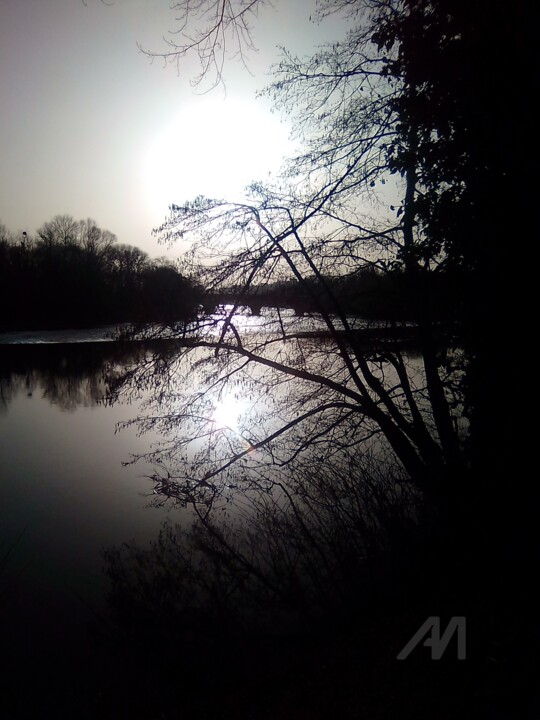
[101, 4, 532, 716]
[123, 0, 522, 514]
[0, 216, 198, 329]
[138, 0, 266, 88]
[37, 214, 78, 248]
[125, 0, 477, 503]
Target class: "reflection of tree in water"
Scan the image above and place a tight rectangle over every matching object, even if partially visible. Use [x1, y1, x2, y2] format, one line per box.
[0, 341, 181, 412]
[101, 338, 456, 720]
[106, 329, 462, 600]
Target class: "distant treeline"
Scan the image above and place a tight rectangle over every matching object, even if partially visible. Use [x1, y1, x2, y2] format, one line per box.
[215, 266, 467, 322]
[0, 215, 200, 330]
[1, 216, 465, 330]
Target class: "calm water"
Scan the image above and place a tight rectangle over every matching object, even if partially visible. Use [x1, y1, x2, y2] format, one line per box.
[0, 313, 422, 630]
[0, 315, 429, 715]
[0, 337, 181, 696]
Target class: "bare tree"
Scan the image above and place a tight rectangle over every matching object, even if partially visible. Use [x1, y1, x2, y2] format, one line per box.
[139, 0, 268, 88]
[37, 214, 78, 249]
[110, 1, 468, 520]
[76, 218, 117, 257]
[103, 3, 495, 629]
[101, 6, 524, 715]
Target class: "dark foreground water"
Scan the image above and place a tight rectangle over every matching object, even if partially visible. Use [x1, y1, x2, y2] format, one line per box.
[0, 336, 180, 715]
[0, 318, 427, 707]
[1, 326, 535, 720]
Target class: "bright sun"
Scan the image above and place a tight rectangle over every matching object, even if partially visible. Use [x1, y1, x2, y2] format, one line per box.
[143, 96, 292, 218]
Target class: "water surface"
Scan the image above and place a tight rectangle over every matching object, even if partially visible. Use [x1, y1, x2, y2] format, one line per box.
[0, 315, 428, 707]
[1, 338, 178, 691]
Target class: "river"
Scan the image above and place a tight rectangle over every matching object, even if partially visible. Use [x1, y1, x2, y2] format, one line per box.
[0, 311, 423, 632]
[0, 332, 193, 713]
[0, 311, 431, 714]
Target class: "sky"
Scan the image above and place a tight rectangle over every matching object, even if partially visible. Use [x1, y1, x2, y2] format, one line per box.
[0, 0, 344, 260]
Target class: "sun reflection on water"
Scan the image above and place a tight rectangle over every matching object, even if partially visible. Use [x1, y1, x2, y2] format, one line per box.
[212, 395, 245, 431]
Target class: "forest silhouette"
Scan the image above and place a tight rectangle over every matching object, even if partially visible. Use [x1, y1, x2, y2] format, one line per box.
[0, 215, 198, 330]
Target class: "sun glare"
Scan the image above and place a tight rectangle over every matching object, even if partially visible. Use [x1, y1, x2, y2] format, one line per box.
[143, 97, 292, 218]
[212, 396, 244, 431]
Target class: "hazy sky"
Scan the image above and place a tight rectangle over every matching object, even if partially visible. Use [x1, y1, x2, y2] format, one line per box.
[0, 0, 344, 259]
